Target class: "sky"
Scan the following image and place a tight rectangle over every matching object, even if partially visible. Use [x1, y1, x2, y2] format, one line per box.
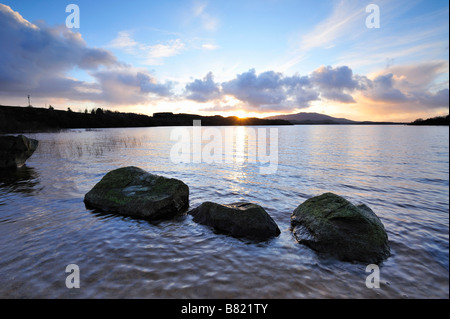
[0, 0, 448, 122]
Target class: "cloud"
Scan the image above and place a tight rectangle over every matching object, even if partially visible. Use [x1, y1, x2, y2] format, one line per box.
[221, 69, 317, 109]
[362, 61, 449, 108]
[185, 72, 221, 102]
[0, 4, 173, 105]
[144, 39, 186, 65]
[186, 69, 319, 111]
[0, 5, 117, 91]
[191, 1, 219, 31]
[186, 62, 449, 114]
[109, 31, 186, 65]
[220, 66, 363, 107]
[201, 43, 219, 50]
[109, 31, 138, 49]
[91, 68, 174, 104]
[310, 65, 367, 103]
[415, 89, 449, 108]
[366, 73, 409, 103]
[300, 0, 366, 51]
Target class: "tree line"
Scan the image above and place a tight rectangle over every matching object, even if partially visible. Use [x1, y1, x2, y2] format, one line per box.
[0, 105, 291, 133]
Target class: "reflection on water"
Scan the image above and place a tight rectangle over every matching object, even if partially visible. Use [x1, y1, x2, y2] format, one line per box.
[0, 166, 40, 197]
[0, 126, 448, 299]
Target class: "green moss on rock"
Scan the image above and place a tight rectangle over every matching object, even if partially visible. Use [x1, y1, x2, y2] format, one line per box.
[291, 193, 390, 263]
[84, 166, 189, 220]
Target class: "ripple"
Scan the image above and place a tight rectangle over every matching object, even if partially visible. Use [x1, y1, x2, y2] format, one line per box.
[0, 126, 448, 298]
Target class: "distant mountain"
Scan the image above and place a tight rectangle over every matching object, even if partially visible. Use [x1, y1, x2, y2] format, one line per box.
[265, 112, 357, 124]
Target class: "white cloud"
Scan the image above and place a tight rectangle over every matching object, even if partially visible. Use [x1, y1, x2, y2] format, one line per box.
[300, 0, 366, 51]
[144, 39, 186, 65]
[109, 31, 138, 49]
[190, 1, 219, 31]
[109, 31, 186, 66]
[202, 43, 219, 50]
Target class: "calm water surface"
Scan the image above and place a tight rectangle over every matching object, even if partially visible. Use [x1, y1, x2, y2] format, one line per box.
[0, 125, 448, 298]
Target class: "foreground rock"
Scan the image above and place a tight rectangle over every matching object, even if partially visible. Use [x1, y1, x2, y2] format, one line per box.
[291, 193, 390, 263]
[84, 166, 189, 220]
[189, 202, 280, 241]
[0, 135, 39, 169]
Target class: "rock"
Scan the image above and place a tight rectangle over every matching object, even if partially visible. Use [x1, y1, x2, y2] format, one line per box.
[189, 202, 280, 241]
[84, 166, 189, 220]
[291, 193, 390, 263]
[0, 135, 39, 169]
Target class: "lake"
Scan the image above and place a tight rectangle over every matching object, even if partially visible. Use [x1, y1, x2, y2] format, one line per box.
[0, 125, 448, 298]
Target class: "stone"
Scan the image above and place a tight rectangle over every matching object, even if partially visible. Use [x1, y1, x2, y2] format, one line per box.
[189, 201, 280, 241]
[291, 192, 390, 263]
[0, 135, 39, 169]
[84, 166, 189, 220]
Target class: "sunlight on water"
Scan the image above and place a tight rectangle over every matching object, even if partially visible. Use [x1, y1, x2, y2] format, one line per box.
[0, 125, 448, 298]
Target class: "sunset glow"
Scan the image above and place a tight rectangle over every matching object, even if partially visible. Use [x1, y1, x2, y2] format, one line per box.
[0, 0, 448, 122]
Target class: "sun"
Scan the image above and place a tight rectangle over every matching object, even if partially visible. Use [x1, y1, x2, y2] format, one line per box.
[232, 110, 251, 119]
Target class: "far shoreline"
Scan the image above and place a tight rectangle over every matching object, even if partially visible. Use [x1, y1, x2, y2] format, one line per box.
[0, 104, 448, 134]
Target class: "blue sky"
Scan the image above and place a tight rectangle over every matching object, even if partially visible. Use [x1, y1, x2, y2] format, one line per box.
[0, 0, 448, 121]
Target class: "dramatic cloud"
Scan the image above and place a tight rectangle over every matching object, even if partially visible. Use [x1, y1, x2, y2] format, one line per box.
[185, 72, 221, 102]
[1, 4, 446, 116]
[220, 69, 319, 110]
[362, 61, 449, 109]
[186, 63, 448, 114]
[310, 65, 365, 103]
[366, 73, 409, 103]
[186, 66, 363, 110]
[91, 68, 174, 104]
[0, 4, 173, 105]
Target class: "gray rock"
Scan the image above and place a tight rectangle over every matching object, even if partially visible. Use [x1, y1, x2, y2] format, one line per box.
[0, 135, 39, 169]
[84, 166, 189, 220]
[189, 202, 280, 241]
[291, 192, 390, 263]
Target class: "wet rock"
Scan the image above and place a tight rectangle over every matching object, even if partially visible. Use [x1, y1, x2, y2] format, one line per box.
[84, 166, 189, 220]
[291, 192, 390, 263]
[0, 135, 39, 169]
[189, 202, 280, 241]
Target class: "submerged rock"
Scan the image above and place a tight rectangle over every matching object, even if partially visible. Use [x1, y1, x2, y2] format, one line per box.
[291, 193, 390, 263]
[189, 202, 280, 241]
[84, 166, 189, 220]
[0, 135, 39, 169]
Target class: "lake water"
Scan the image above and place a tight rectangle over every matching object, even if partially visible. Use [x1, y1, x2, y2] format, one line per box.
[0, 125, 448, 299]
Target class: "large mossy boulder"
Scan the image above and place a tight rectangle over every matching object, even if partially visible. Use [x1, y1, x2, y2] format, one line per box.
[291, 193, 390, 263]
[189, 202, 280, 241]
[0, 135, 39, 169]
[84, 166, 189, 220]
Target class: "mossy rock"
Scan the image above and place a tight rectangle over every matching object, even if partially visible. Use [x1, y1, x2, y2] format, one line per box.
[189, 202, 280, 241]
[84, 166, 189, 220]
[291, 193, 390, 263]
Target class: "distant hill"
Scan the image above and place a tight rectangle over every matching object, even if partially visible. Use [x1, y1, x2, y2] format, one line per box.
[265, 112, 403, 125]
[265, 112, 357, 124]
